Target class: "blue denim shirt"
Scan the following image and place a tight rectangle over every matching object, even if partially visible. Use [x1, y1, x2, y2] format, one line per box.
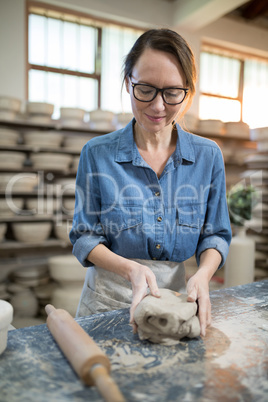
[70, 119, 231, 268]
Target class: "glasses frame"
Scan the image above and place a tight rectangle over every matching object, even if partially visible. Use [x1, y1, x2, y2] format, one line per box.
[130, 81, 189, 105]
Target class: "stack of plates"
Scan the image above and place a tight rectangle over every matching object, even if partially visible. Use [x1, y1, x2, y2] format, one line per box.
[0, 96, 21, 120]
[0, 128, 20, 146]
[24, 131, 63, 148]
[30, 152, 72, 171]
[25, 102, 54, 124]
[89, 109, 115, 131]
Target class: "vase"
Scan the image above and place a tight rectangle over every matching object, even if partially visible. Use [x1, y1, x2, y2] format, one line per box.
[224, 226, 255, 287]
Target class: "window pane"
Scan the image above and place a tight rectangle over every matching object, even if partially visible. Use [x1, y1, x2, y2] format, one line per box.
[199, 95, 241, 122]
[29, 14, 46, 65]
[29, 69, 98, 119]
[200, 52, 240, 98]
[63, 21, 78, 71]
[243, 60, 268, 128]
[79, 25, 96, 73]
[101, 26, 143, 113]
[47, 18, 61, 68]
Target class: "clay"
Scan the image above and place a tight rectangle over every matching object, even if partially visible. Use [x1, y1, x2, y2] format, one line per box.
[134, 288, 200, 345]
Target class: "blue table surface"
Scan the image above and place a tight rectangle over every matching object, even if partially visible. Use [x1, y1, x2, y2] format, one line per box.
[1, 280, 268, 402]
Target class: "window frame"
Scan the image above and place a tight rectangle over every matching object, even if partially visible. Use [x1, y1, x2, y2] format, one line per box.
[200, 42, 268, 123]
[26, 0, 146, 110]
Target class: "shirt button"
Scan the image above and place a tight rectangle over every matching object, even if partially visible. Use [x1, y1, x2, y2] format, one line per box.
[155, 244, 161, 249]
[155, 191, 160, 197]
[157, 216, 162, 222]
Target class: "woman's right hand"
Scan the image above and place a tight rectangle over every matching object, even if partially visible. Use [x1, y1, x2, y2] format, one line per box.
[128, 262, 160, 332]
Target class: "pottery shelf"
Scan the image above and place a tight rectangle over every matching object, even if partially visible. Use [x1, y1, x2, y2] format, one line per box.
[0, 119, 107, 135]
[0, 144, 82, 155]
[0, 238, 71, 250]
[0, 214, 73, 223]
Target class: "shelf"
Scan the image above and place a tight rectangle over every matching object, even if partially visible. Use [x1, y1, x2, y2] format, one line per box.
[0, 214, 73, 223]
[0, 144, 82, 155]
[0, 238, 72, 250]
[0, 119, 108, 134]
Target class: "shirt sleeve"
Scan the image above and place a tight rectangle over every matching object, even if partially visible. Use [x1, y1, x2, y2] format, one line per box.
[196, 146, 232, 269]
[69, 143, 109, 267]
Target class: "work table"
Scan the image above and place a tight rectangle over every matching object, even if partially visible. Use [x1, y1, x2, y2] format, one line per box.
[1, 280, 268, 401]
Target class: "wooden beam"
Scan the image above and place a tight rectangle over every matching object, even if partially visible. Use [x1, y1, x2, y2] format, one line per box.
[242, 0, 268, 19]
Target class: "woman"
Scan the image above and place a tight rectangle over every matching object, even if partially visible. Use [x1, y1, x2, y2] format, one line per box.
[69, 28, 231, 337]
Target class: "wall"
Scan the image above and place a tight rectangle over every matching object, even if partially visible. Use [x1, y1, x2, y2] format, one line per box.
[0, 0, 268, 116]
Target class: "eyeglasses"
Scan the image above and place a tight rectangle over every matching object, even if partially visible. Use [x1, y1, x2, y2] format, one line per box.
[130, 81, 189, 105]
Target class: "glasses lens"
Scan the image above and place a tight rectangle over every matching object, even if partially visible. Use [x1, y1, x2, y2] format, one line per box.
[133, 84, 157, 102]
[163, 89, 186, 104]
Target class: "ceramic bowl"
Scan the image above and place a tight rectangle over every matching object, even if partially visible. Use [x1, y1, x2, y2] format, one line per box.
[0, 197, 24, 216]
[51, 286, 83, 317]
[54, 221, 71, 242]
[0, 96, 21, 112]
[26, 102, 54, 116]
[25, 197, 58, 214]
[30, 152, 72, 170]
[0, 300, 13, 355]
[225, 122, 249, 138]
[0, 173, 39, 193]
[0, 151, 26, 169]
[60, 107, 85, 120]
[90, 109, 114, 122]
[24, 131, 63, 148]
[27, 115, 53, 124]
[0, 223, 7, 241]
[48, 254, 86, 284]
[63, 135, 94, 151]
[62, 197, 75, 214]
[0, 129, 20, 146]
[54, 178, 76, 195]
[10, 289, 39, 317]
[12, 221, 52, 243]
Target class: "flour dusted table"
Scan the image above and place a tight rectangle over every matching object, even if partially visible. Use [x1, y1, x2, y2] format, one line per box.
[1, 280, 268, 401]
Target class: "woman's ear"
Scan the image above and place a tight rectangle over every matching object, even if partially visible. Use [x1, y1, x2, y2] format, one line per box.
[125, 77, 130, 94]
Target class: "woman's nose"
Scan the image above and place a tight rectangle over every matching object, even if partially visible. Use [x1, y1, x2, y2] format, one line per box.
[151, 92, 166, 111]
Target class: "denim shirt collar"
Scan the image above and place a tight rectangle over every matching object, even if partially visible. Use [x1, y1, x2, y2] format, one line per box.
[115, 118, 195, 166]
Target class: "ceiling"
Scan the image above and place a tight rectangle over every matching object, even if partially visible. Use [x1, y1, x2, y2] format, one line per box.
[226, 0, 268, 30]
[163, 0, 268, 31]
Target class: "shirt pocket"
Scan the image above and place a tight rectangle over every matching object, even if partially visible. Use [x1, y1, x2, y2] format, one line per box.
[171, 203, 206, 261]
[100, 205, 143, 236]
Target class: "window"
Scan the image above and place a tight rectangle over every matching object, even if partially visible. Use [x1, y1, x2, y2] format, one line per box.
[199, 45, 268, 128]
[27, 3, 144, 118]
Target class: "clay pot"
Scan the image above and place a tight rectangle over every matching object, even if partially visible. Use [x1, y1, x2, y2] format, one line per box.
[26, 102, 54, 116]
[0, 300, 13, 355]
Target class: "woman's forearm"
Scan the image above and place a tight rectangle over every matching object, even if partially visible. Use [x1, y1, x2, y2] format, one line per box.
[197, 248, 222, 281]
[87, 244, 135, 281]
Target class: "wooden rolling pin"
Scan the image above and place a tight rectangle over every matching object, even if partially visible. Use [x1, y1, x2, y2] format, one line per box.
[45, 304, 125, 402]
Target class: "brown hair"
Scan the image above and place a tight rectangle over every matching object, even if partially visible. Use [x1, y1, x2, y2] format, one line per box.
[123, 28, 196, 115]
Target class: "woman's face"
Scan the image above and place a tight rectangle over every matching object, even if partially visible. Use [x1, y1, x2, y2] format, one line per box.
[126, 48, 186, 135]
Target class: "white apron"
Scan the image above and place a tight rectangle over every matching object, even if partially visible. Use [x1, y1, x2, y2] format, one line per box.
[76, 259, 186, 317]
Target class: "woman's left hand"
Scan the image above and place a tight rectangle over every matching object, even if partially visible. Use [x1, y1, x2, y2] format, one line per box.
[186, 271, 211, 337]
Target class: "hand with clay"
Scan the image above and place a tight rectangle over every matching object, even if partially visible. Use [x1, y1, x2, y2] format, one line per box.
[128, 262, 161, 332]
[186, 272, 211, 337]
[186, 248, 222, 337]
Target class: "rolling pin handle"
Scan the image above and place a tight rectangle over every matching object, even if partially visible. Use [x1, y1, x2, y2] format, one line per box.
[90, 364, 125, 402]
